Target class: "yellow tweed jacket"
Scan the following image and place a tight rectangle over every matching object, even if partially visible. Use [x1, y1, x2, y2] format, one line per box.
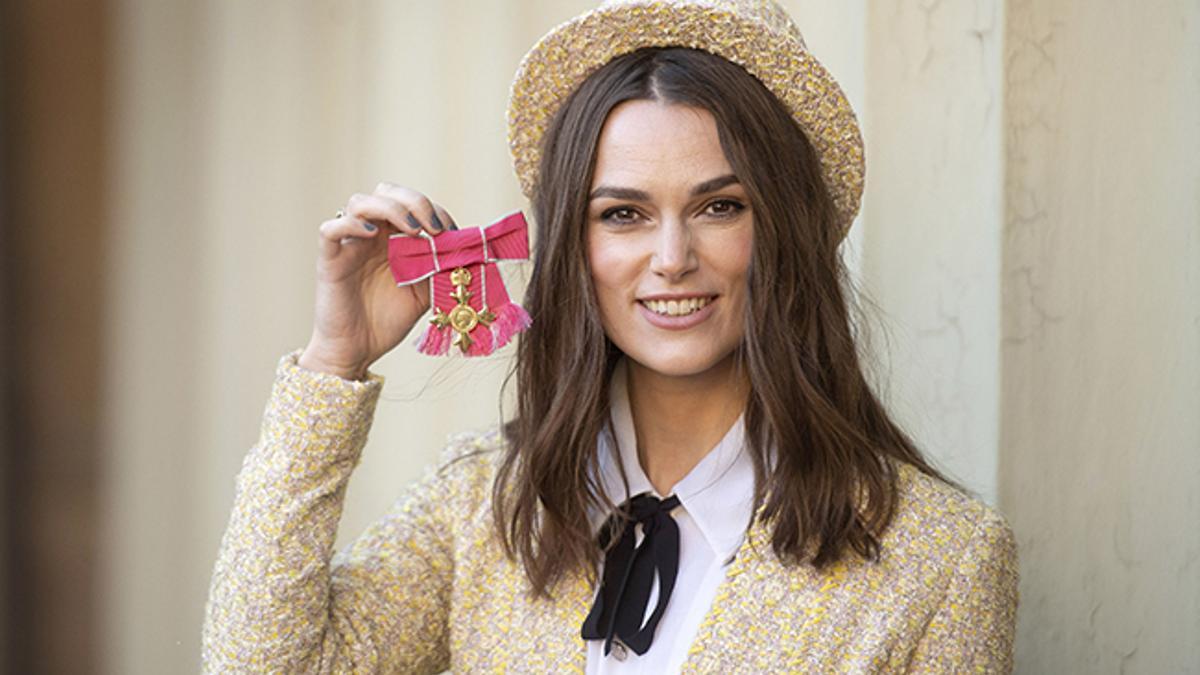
[202, 349, 1019, 673]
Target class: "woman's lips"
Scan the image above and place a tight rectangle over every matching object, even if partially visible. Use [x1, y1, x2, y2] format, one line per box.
[636, 297, 718, 330]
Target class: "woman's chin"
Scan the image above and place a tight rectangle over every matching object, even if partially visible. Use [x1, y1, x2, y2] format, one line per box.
[624, 346, 737, 381]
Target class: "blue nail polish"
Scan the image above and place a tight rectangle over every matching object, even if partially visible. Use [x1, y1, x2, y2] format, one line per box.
[405, 213, 421, 230]
[364, 222, 377, 232]
[431, 212, 445, 231]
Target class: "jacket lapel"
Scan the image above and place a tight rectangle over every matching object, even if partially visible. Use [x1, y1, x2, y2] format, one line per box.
[677, 516, 767, 672]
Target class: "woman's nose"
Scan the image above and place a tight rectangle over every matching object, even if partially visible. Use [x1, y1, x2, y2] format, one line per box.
[648, 218, 697, 281]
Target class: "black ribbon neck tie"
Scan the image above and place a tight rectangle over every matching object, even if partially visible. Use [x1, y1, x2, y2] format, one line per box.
[581, 492, 682, 657]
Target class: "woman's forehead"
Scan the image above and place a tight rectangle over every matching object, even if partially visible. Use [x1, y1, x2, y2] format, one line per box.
[596, 100, 716, 150]
[591, 100, 735, 192]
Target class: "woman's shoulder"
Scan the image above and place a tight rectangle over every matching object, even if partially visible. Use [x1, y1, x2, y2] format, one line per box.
[402, 425, 510, 522]
[440, 424, 508, 461]
[882, 461, 1017, 569]
[425, 424, 508, 487]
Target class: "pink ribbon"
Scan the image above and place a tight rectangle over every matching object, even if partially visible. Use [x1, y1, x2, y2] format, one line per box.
[387, 210, 532, 356]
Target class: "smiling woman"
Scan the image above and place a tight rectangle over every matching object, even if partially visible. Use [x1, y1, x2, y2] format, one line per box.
[493, 42, 1016, 671]
[586, 99, 754, 493]
[501, 42, 919, 592]
[203, 1, 1019, 672]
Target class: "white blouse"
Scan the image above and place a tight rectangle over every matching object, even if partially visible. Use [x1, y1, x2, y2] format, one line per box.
[585, 358, 756, 674]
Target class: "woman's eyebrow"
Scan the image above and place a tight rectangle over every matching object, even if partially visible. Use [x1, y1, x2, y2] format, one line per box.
[588, 173, 740, 201]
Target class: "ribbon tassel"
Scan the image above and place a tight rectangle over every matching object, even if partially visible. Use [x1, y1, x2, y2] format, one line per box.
[415, 322, 451, 355]
[388, 210, 532, 357]
[492, 302, 533, 349]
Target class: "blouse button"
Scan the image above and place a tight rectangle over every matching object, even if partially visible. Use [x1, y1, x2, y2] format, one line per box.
[612, 642, 629, 661]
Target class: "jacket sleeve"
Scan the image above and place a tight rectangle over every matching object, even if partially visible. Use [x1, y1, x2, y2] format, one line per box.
[201, 348, 456, 674]
[905, 511, 1020, 673]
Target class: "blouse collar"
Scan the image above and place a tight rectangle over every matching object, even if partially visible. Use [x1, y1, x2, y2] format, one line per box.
[590, 357, 757, 563]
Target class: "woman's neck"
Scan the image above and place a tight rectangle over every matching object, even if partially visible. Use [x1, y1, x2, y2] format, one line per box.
[624, 353, 750, 496]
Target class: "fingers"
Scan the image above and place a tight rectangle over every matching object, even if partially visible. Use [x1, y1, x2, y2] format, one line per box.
[372, 182, 459, 233]
[318, 212, 378, 258]
[432, 202, 459, 231]
[323, 183, 458, 259]
[345, 193, 431, 236]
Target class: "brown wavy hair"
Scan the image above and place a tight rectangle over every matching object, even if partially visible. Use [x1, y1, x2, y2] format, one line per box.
[493, 46, 957, 598]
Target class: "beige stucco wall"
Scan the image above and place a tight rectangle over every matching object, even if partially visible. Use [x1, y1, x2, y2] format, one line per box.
[99, 1, 1198, 673]
[863, 0, 1004, 504]
[1001, 0, 1200, 671]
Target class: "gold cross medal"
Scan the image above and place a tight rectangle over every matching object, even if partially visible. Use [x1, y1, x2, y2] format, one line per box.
[429, 267, 497, 354]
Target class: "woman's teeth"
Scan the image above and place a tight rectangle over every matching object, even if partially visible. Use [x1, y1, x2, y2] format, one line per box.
[642, 297, 712, 317]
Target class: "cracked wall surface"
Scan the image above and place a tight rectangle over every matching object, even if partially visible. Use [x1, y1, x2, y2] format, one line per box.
[863, 0, 1004, 504]
[1000, 0, 1200, 672]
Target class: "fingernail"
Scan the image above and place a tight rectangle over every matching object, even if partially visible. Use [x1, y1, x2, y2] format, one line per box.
[406, 213, 422, 231]
[430, 212, 445, 231]
[449, 222, 459, 231]
[363, 222, 377, 232]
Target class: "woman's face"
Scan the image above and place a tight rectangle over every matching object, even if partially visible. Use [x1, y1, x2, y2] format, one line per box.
[586, 99, 753, 380]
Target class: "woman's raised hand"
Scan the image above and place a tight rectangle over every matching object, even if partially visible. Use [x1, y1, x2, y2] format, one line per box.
[298, 182, 458, 381]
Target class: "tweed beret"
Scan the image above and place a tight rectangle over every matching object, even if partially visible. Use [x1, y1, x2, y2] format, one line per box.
[506, 0, 865, 237]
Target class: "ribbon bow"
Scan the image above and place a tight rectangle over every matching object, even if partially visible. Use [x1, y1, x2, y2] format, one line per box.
[387, 210, 532, 356]
[581, 493, 682, 657]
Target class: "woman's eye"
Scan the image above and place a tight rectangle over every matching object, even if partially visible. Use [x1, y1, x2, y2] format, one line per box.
[705, 199, 746, 218]
[600, 206, 639, 224]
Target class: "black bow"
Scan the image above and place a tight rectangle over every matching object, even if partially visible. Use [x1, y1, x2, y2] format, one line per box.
[581, 492, 682, 656]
